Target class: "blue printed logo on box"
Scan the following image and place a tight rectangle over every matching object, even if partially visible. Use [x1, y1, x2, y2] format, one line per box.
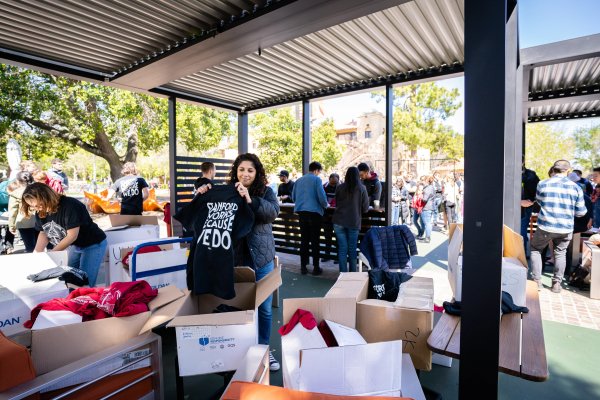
[199, 337, 209, 346]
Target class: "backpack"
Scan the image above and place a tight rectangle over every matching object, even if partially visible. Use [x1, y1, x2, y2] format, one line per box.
[568, 265, 590, 290]
[0, 180, 10, 211]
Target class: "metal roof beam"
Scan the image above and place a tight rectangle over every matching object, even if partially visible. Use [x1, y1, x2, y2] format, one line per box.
[526, 92, 600, 109]
[521, 33, 600, 68]
[111, 0, 411, 91]
[0, 46, 109, 82]
[150, 87, 242, 112]
[528, 109, 600, 123]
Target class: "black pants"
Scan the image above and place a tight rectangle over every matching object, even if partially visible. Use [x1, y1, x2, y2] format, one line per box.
[19, 228, 39, 253]
[298, 211, 323, 269]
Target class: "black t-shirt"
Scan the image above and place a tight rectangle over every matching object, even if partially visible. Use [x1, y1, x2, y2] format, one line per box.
[35, 196, 106, 248]
[277, 180, 295, 203]
[112, 176, 149, 215]
[174, 185, 254, 300]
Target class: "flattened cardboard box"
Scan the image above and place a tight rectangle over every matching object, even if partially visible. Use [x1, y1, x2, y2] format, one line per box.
[29, 284, 184, 374]
[326, 272, 434, 371]
[167, 266, 282, 376]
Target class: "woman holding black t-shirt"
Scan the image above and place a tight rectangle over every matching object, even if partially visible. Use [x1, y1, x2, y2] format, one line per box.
[201, 153, 281, 372]
[21, 183, 107, 286]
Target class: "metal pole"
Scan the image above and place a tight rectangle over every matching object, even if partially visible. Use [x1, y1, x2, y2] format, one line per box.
[168, 96, 177, 216]
[461, 1, 511, 398]
[238, 112, 248, 154]
[385, 84, 394, 226]
[302, 100, 311, 174]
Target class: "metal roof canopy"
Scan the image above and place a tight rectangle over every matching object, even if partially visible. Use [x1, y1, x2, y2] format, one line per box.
[521, 33, 600, 123]
[0, 0, 465, 112]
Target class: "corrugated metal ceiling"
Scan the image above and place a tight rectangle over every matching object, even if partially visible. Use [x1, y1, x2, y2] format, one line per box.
[529, 57, 600, 95]
[527, 57, 600, 121]
[0, 0, 266, 74]
[165, 0, 465, 109]
[528, 100, 600, 121]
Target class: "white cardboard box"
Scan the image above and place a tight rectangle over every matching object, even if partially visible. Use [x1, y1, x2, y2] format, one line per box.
[0, 252, 69, 336]
[167, 266, 282, 376]
[448, 226, 463, 301]
[282, 296, 403, 396]
[501, 257, 528, 308]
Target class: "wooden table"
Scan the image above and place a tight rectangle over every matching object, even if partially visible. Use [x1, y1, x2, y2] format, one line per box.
[427, 281, 548, 382]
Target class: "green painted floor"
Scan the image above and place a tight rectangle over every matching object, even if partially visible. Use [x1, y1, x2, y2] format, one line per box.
[159, 268, 600, 399]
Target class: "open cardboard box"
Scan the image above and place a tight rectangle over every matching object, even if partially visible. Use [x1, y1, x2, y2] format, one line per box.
[167, 265, 282, 376]
[0, 252, 70, 337]
[448, 224, 528, 307]
[282, 294, 403, 397]
[325, 272, 434, 371]
[106, 237, 188, 290]
[13, 284, 185, 375]
[104, 215, 160, 249]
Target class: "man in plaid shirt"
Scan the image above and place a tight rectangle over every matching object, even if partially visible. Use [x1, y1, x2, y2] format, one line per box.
[530, 160, 587, 293]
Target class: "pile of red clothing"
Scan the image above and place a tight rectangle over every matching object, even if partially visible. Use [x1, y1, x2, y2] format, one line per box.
[24, 281, 158, 328]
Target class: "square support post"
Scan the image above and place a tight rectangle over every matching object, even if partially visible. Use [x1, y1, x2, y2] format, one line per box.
[238, 112, 249, 154]
[503, 5, 522, 231]
[302, 100, 311, 174]
[385, 84, 394, 226]
[168, 96, 177, 214]
[461, 1, 515, 398]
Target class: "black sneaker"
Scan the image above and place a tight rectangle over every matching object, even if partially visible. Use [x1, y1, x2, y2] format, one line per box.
[551, 282, 562, 293]
[312, 267, 323, 276]
[301, 266, 308, 275]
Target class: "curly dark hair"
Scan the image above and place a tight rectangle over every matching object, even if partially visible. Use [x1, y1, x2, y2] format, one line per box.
[227, 153, 268, 196]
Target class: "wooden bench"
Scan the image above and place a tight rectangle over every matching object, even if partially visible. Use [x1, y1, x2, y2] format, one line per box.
[427, 280, 548, 382]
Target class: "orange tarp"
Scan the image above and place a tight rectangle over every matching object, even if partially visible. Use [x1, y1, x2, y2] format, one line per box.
[84, 188, 167, 214]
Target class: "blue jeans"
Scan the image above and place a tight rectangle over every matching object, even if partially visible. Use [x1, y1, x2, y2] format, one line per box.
[255, 260, 274, 346]
[421, 210, 433, 239]
[333, 225, 359, 272]
[412, 211, 424, 237]
[67, 239, 108, 287]
[594, 201, 600, 229]
[521, 207, 533, 256]
[391, 204, 400, 226]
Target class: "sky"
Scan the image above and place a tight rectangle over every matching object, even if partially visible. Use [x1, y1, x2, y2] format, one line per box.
[319, 0, 600, 136]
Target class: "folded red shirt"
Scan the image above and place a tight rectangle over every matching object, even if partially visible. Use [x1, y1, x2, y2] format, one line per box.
[278, 308, 318, 336]
[25, 281, 158, 328]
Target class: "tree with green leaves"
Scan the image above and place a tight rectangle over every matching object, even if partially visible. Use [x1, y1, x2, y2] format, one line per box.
[0, 64, 233, 181]
[573, 123, 600, 171]
[250, 108, 341, 174]
[372, 82, 463, 159]
[525, 123, 575, 177]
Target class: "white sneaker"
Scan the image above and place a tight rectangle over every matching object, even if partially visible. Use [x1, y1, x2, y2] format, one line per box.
[269, 351, 280, 372]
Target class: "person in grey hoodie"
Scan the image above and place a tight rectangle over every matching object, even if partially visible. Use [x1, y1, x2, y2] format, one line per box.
[292, 161, 328, 275]
[419, 175, 436, 243]
[332, 167, 369, 272]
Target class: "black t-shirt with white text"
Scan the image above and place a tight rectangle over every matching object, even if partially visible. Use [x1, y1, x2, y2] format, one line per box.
[35, 196, 106, 248]
[174, 185, 254, 299]
[112, 176, 149, 215]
